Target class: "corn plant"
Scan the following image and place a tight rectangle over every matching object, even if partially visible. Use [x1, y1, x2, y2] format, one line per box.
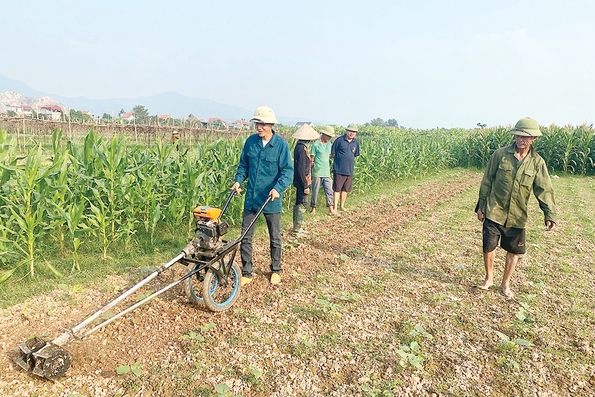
[162, 194, 186, 236]
[144, 192, 162, 246]
[86, 188, 116, 260]
[54, 200, 90, 272]
[1, 144, 67, 278]
[2, 123, 594, 282]
[556, 126, 577, 174]
[535, 128, 559, 173]
[569, 124, 594, 175]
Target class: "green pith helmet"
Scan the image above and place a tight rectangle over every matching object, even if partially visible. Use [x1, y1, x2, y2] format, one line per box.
[510, 117, 542, 137]
[319, 125, 335, 137]
[346, 123, 358, 133]
[251, 106, 279, 124]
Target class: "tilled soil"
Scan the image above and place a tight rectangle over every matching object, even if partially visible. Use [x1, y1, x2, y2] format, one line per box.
[1, 170, 593, 397]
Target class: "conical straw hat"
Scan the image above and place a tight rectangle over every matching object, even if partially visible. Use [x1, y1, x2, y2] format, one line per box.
[292, 124, 320, 140]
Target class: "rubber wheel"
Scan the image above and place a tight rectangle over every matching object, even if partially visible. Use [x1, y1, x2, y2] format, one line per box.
[186, 264, 204, 305]
[201, 261, 242, 312]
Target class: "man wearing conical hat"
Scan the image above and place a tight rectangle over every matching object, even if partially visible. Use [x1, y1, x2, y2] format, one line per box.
[291, 124, 320, 236]
[476, 117, 556, 299]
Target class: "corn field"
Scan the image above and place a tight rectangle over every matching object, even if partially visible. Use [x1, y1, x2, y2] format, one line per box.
[0, 129, 244, 280]
[0, 123, 594, 281]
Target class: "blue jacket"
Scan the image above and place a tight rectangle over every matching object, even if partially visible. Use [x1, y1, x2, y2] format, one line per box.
[234, 132, 294, 213]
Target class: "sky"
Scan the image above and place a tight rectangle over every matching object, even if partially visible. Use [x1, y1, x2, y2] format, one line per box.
[2, 0, 595, 129]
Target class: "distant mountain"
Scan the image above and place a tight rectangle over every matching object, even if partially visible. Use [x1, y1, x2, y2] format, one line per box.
[0, 74, 45, 98]
[0, 73, 318, 125]
[50, 91, 254, 122]
[0, 91, 65, 113]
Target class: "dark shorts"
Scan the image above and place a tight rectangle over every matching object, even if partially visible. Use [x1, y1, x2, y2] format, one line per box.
[482, 218, 526, 254]
[333, 173, 353, 192]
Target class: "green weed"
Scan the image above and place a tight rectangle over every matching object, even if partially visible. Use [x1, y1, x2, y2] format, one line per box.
[211, 383, 241, 397]
[116, 362, 142, 377]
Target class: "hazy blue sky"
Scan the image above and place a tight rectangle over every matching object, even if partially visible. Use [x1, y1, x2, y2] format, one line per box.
[2, 0, 594, 128]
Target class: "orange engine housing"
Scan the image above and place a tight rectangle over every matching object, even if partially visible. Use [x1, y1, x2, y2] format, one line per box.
[192, 206, 222, 221]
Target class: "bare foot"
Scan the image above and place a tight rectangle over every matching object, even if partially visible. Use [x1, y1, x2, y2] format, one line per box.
[477, 280, 493, 290]
[340, 207, 347, 212]
[310, 207, 316, 214]
[501, 286, 514, 299]
[329, 206, 337, 215]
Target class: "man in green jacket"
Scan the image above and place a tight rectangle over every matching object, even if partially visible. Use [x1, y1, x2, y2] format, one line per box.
[476, 117, 556, 298]
[232, 106, 293, 286]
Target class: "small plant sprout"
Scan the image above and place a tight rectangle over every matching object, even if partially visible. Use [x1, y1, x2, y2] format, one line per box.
[334, 253, 350, 263]
[135, 290, 153, 301]
[495, 331, 533, 351]
[181, 331, 205, 342]
[300, 335, 314, 348]
[315, 298, 341, 312]
[58, 283, 83, 295]
[515, 303, 535, 325]
[396, 341, 424, 369]
[241, 364, 264, 390]
[199, 322, 216, 332]
[340, 292, 361, 302]
[116, 362, 142, 377]
[409, 324, 433, 339]
[212, 382, 241, 397]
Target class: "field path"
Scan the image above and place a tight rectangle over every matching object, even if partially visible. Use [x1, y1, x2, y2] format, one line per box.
[2, 170, 593, 397]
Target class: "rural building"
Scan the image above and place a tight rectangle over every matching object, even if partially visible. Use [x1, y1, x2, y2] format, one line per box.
[39, 104, 63, 120]
[157, 114, 173, 126]
[5, 103, 33, 117]
[208, 118, 228, 129]
[188, 114, 208, 126]
[120, 112, 135, 123]
[230, 119, 250, 130]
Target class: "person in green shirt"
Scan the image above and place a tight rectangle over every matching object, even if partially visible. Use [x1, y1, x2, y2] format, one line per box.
[309, 125, 337, 215]
[476, 117, 556, 298]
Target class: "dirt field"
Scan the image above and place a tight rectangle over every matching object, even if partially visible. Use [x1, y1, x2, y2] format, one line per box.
[1, 170, 594, 397]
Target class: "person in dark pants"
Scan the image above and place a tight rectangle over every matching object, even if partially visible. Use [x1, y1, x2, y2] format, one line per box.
[476, 117, 556, 298]
[291, 124, 320, 236]
[332, 123, 360, 212]
[231, 106, 293, 286]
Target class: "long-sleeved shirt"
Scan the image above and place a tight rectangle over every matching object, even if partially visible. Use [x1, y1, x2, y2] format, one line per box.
[234, 132, 294, 214]
[293, 141, 311, 189]
[478, 144, 556, 228]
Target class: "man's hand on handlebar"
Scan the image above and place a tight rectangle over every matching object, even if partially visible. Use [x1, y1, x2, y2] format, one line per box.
[269, 189, 280, 201]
